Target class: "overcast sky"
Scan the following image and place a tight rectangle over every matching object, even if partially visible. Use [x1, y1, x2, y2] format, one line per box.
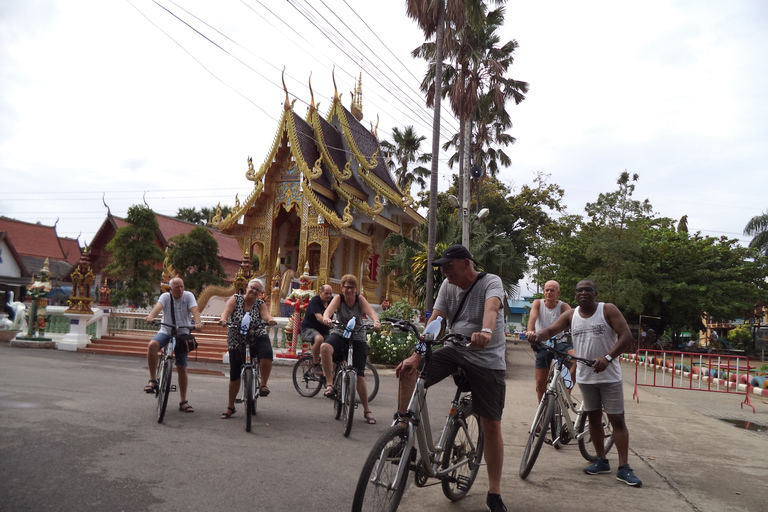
[2, 0, 766, 258]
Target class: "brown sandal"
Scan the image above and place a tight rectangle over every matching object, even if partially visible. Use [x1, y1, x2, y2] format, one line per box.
[364, 411, 376, 424]
[178, 400, 194, 413]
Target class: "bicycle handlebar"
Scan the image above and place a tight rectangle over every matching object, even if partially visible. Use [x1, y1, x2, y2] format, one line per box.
[152, 320, 195, 330]
[330, 320, 376, 332]
[384, 317, 471, 348]
[534, 341, 595, 367]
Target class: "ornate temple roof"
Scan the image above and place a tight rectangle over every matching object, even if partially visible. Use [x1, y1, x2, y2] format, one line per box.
[213, 74, 423, 233]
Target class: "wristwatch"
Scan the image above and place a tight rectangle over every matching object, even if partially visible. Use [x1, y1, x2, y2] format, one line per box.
[604, 354, 613, 362]
[481, 328, 493, 334]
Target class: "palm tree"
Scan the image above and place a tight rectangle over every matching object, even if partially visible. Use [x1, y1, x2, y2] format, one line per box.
[382, 200, 525, 308]
[745, 210, 768, 256]
[406, 0, 450, 313]
[380, 126, 431, 194]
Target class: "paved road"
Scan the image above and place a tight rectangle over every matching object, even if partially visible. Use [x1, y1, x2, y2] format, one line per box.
[0, 342, 455, 512]
[1, 342, 766, 511]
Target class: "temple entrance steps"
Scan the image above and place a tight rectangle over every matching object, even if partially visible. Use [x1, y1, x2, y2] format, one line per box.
[77, 323, 230, 364]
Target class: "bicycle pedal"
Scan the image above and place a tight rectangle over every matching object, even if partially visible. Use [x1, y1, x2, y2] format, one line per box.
[170, 385, 177, 392]
[455, 474, 472, 492]
[235, 398, 243, 404]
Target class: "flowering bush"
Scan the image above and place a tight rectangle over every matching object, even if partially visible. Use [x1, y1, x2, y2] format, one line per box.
[367, 328, 418, 365]
[383, 299, 420, 323]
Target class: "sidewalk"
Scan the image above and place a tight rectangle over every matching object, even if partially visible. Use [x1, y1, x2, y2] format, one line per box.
[397, 342, 768, 512]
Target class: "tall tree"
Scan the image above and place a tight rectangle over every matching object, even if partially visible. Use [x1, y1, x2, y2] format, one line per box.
[380, 126, 431, 193]
[406, 0, 449, 313]
[539, 176, 768, 337]
[105, 205, 164, 307]
[168, 226, 226, 296]
[744, 210, 768, 256]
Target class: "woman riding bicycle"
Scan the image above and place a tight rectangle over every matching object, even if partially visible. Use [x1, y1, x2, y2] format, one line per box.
[321, 274, 380, 425]
[218, 278, 277, 419]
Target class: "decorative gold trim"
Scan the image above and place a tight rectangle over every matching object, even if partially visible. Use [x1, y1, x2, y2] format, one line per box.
[215, 109, 289, 230]
[331, 99, 405, 207]
[301, 175, 352, 229]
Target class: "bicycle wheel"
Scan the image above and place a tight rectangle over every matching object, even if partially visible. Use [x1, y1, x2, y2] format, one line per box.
[441, 405, 484, 501]
[244, 369, 254, 432]
[519, 394, 555, 479]
[352, 424, 411, 512]
[156, 358, 173, 424]
[577, 410, 614, 462]
[293, 355, 322, 397]
[333, 370, 343, 420]
[364, 361, 379, 403]
[342, 371, 357, 437]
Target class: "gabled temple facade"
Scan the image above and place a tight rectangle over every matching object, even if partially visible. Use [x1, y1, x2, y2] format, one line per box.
[211, 74, 424, 304]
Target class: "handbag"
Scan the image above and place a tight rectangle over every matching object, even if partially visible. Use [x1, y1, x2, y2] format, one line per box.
[170, 294, 198, 353]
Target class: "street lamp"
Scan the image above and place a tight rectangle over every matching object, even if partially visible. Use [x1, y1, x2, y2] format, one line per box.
[447, 195, 489, 248]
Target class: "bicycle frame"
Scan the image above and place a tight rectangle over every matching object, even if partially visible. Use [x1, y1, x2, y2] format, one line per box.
[380, 336, 477, 488]
[241, 345, 259, 398]
[543, 357, 586, 445]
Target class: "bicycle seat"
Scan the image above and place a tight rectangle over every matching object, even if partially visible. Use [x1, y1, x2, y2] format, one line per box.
[452, 370, 471, 393]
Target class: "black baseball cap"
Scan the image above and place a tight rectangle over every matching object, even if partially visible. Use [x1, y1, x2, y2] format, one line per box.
[433, 244, 476, 266]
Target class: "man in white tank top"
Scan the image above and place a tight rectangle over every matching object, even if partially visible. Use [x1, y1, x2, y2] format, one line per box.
[526, 280, 573, 402]
[527, 280, 642, 487]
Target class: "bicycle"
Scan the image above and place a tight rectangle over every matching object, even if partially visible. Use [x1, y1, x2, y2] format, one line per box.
[352, 317, 483, 512]
[324, 319, 376, 437]
[151, 321, 193, 424]
[292, 350, 379, 403]
[226, 320, 268, 433]
[519, 340, 614, 479]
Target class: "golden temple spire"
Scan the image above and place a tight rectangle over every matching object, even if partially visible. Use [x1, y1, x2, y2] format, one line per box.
[332, 65, 339, 101]
[282, 67, 290, 111]
[308, 72, 315, 112]
[351, 72, 363, 121]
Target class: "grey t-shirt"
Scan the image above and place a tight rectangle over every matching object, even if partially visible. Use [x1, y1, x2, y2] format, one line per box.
[156, 291, 197, 336]
[433, 273, 506, 370]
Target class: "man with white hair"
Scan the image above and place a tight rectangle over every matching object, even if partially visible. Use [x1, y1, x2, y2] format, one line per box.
[145, 277, 201, 413]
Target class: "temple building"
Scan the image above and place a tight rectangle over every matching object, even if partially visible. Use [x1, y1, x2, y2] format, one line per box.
[209, 73, 424, 306]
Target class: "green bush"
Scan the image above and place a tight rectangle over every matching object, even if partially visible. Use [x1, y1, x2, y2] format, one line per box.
[727, 325, 753, 351]
[382, 299, 420, 323]
[367, 329, 418, 365]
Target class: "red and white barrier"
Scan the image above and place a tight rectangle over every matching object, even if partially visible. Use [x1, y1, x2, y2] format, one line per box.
[629, 349, 756, 413]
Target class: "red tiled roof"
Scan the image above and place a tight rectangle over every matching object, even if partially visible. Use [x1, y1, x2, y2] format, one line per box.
[0, 217, 66, 260]
[0, 232, 29, 276]
[153, 213, 242, 263]
[59, 237, 82, 266]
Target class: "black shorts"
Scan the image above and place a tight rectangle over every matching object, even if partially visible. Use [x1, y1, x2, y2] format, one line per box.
[228, 334, 273, 382]
[424, 347, 506, 421]
[324, 333, 367, 376]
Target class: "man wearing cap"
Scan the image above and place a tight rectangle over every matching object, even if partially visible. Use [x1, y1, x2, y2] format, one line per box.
[395, 244, 508, 512]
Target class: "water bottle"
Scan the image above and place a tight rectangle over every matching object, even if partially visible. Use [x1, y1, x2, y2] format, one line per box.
[240, 312, 251, 336]
[423, 316, 443, 341]
[561, 365, 573, 389]
[343, 317, 356, 339]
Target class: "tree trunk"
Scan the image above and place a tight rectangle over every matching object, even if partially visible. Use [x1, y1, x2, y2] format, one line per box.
[425, 0, 445, 313]
[461, 117, 471, 248]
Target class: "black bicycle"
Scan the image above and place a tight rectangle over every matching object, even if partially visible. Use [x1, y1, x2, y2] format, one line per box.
[292, 352, 379, 403]
[151, 321, 193, 424]
[226, 320, 268, 432]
